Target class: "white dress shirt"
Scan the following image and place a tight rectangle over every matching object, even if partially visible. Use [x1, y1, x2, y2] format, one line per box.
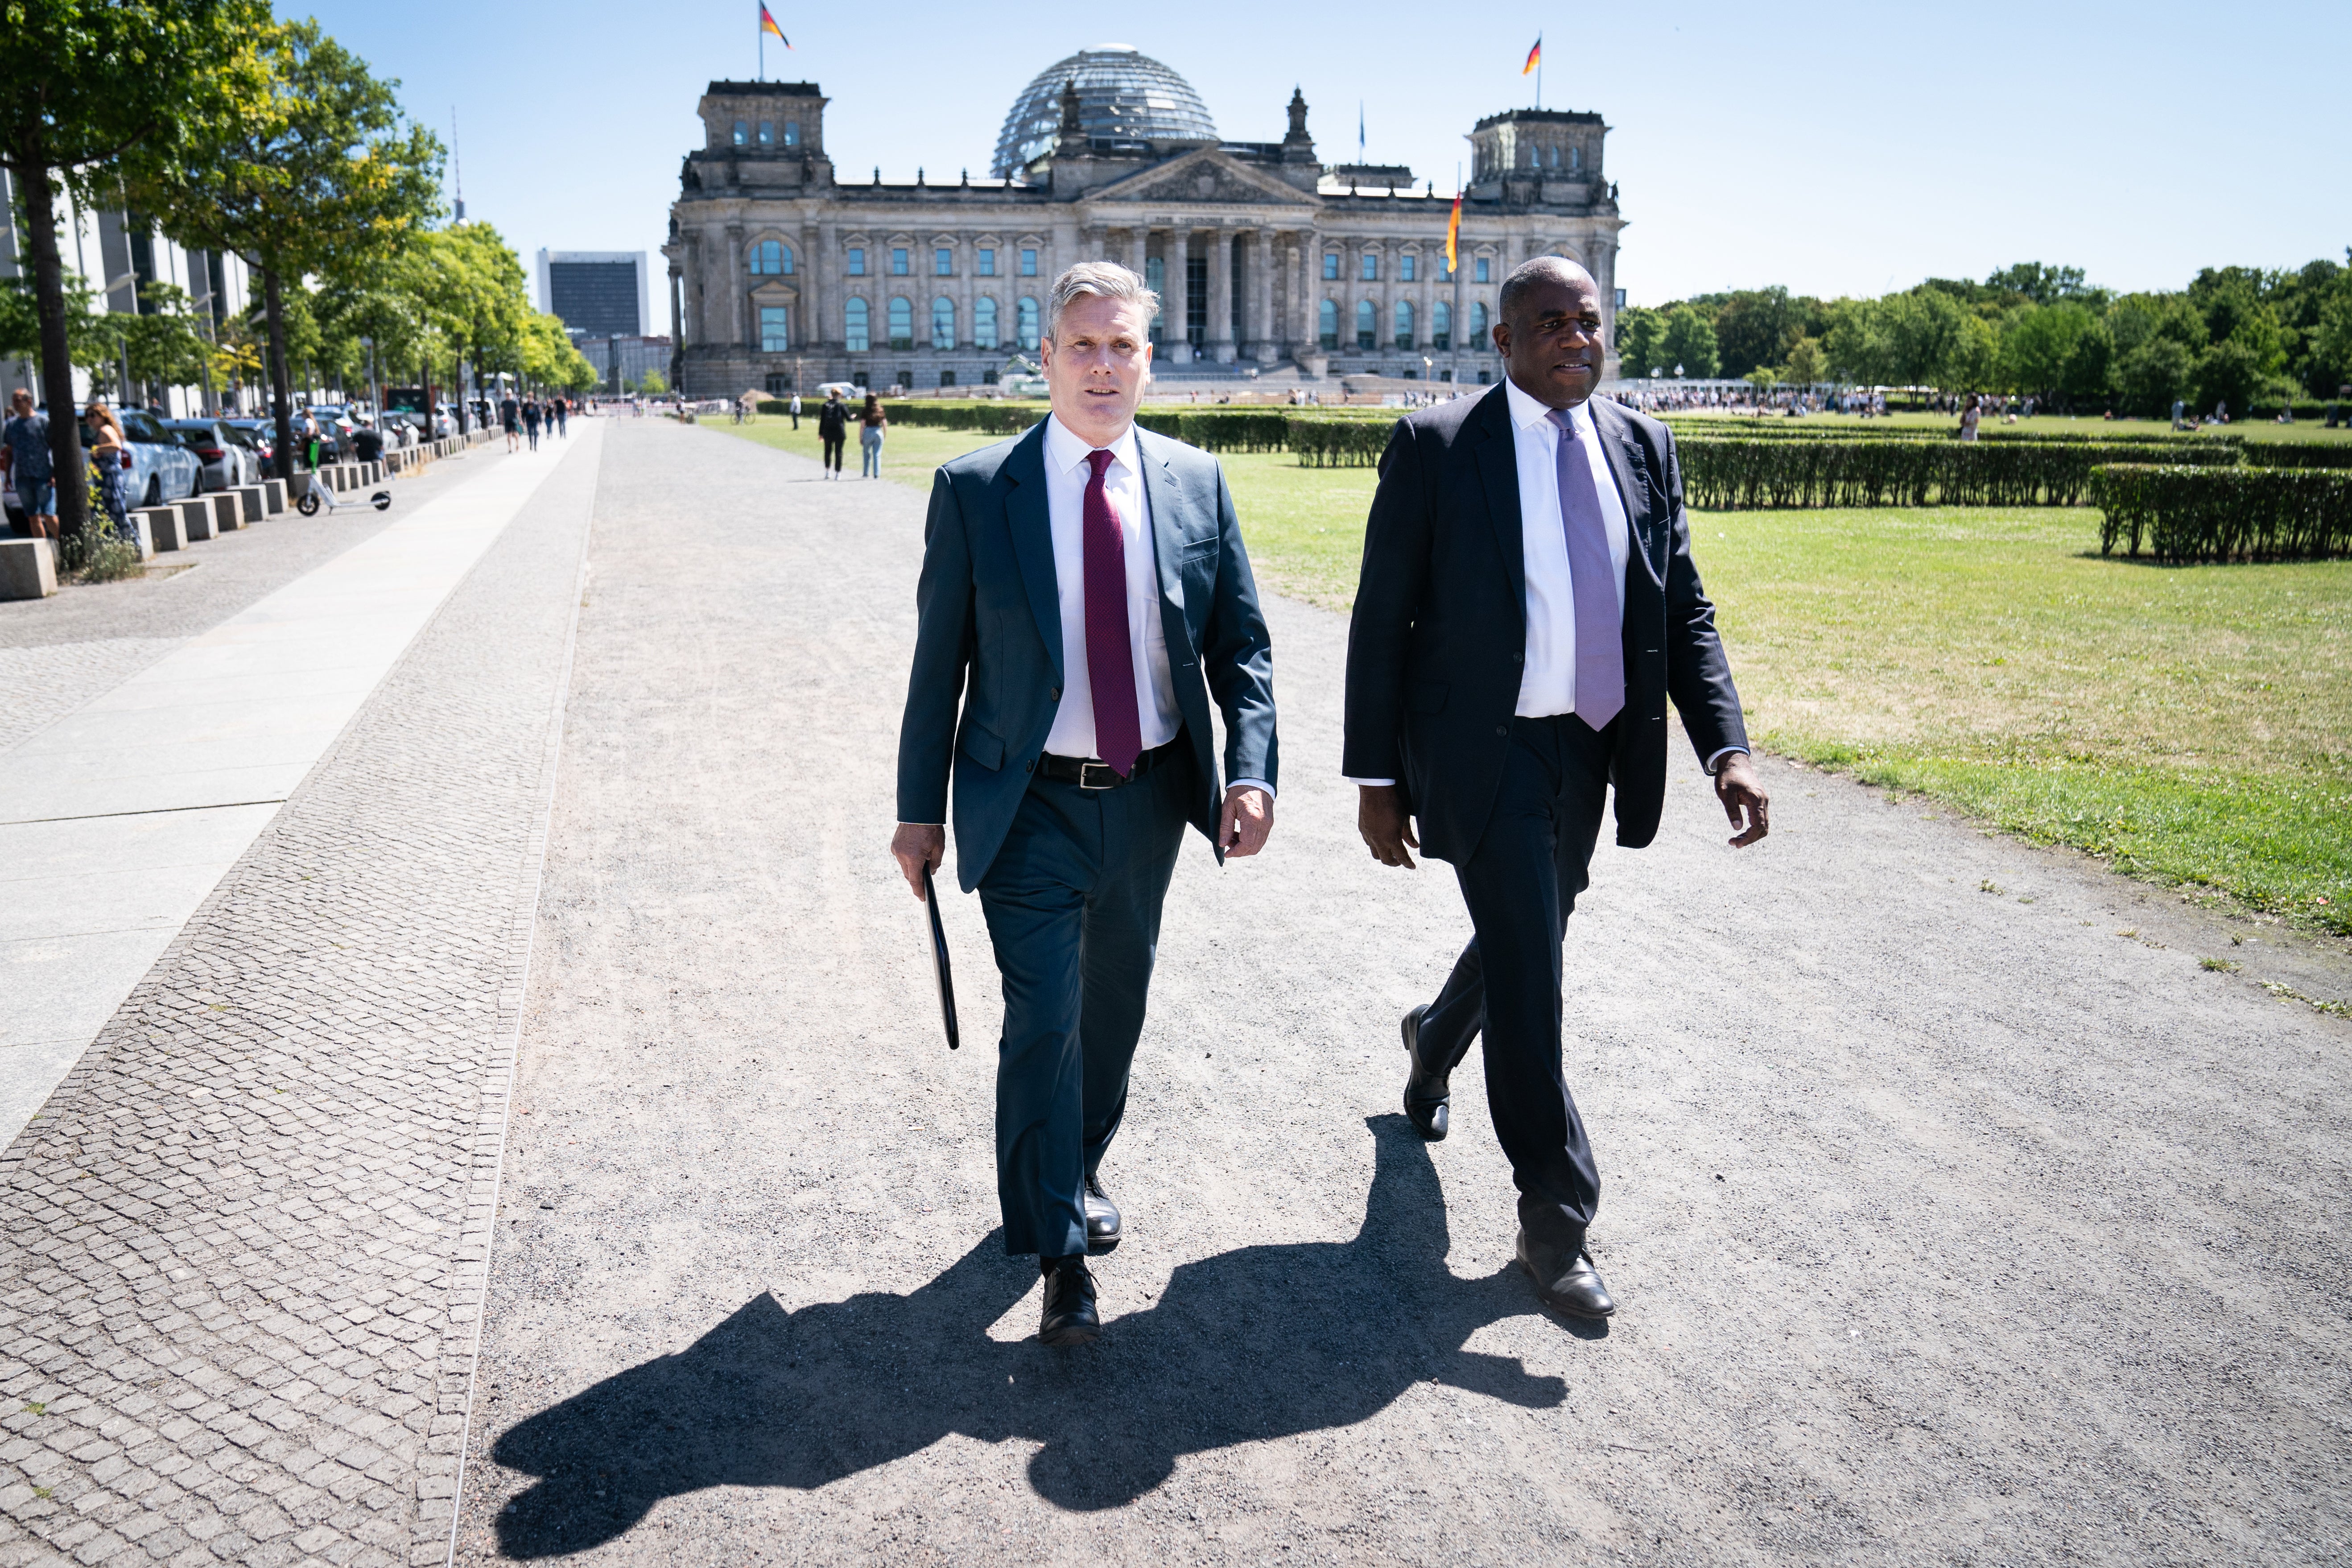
[1040, 415, 1270, 796]
[1347, 381, 1746, 784]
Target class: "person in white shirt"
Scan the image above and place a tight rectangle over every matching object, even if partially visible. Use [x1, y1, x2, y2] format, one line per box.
[891, 262, 1278, 1347]
[1344, 257, 1768, 1323]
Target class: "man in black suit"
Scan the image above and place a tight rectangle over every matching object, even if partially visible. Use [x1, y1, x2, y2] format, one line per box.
[1343, 257, 1768, 1320]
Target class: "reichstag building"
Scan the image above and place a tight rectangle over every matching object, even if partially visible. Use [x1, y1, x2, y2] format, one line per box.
[662, 45, 1625, 395]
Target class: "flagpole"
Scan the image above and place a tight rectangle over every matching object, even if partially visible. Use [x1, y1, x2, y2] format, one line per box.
[1537, 40, 1543, 111]
[758, 2, 764, 82]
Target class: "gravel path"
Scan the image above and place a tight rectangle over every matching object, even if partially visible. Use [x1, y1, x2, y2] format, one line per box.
[453, 419, 2350, 1567]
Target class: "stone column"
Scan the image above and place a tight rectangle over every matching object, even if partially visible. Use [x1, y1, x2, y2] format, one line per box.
[1206, 225, 1235, 363]
[1166, 226, 1191, 363]
[1127, 226, 1147, 285]
[1297, 229, 1318, 348]
[1254, 229, 1277, 363]
[726, 223, 747, 349]
[803, 222, 825, 357]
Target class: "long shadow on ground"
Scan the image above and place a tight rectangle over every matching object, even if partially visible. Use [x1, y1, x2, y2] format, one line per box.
[489, 1115, 1594, 1556]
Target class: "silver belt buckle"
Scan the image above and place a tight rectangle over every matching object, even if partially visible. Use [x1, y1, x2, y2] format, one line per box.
[1078, 760, 1120, 790]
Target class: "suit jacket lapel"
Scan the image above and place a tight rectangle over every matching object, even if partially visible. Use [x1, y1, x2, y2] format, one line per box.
[1591, 400, 1661, 588]
[1134, 426, 1188, 638]
[1469, 383, 1527, 628]
[999, 420, 1063, 681]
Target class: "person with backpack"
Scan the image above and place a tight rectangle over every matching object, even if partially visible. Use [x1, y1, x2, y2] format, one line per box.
[816, 389, 850, 479]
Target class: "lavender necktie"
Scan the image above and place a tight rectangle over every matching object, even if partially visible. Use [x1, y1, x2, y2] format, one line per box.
[1547, 407, 1625, 730]
[1082, 448, 1143, 776]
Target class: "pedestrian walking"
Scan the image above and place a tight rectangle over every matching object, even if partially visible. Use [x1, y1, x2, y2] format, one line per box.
[84, 398, 130, 534]
[858, 393, 887, 478]
[788, 391, 802, 430]
[1345, 257, 1768, 1323]
[500, 394, 521, 452]
[816, 389, 850, 478]
[523, 399, 541, 451]
[1959, 393, 1981, 442]
[553, 397, 569, 438]
[2, 390, 59, 541]
[890, 260, 1277, 1346]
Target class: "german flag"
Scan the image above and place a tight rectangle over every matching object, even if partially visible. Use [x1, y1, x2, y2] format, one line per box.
[760, 3, 789, 45]
[1446, 193, 1462, 275]
[1522, 36, 1541, 75]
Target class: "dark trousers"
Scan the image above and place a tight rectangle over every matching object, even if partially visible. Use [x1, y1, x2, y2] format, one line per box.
[821, 435, 845, 472]
[976, 750, 1188, 1258]
[1415, 713, 1614, 1245]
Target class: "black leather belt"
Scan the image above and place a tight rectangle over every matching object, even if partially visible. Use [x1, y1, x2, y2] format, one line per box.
[1036, 739, 1180, 790]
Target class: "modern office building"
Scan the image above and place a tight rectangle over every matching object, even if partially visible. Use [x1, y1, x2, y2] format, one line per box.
[570, 334, 675, 393]
[0, 168, 254, 414]
[662, 45, 1624, 395]
[537, 250, 650, 340]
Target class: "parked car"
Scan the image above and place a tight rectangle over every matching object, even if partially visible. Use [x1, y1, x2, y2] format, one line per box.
[223, 418, 277, 473]
[164, 419, 259, 493]
[306, 404, 358, 459]
[102, 409, 202, 509]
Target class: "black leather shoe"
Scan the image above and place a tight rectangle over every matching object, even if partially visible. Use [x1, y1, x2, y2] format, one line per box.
[1084, 1175, 1121, 1255]
[1518, 1228, 1617, 1319]
[1401, 1004, 1450, 1141]
[1038, 1256, 1101, 1346]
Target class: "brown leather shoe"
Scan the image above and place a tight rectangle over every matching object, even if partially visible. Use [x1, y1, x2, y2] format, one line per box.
[1518, 1228, 1617, 1319]
[1038, 1255, 1101, 1346]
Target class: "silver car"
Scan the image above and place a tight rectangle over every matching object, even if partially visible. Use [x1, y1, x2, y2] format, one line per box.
[164, 419, 259, 493]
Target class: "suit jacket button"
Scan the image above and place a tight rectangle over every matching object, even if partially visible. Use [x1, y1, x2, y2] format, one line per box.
[1025, 759, 1035, 772]
[1495, 725, 1509, 737]
[1049, 686, 1061, 701]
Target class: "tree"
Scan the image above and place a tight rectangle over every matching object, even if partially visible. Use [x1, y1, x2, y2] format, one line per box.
[1712, 287, 1807, 379]
[2114, 337, 2196, 418]
[132, 19, 442, 478]
[2311, 275, 2352, 396]
[635, 370, 668, 396]
[1660, 305, 1718, 379]
[1983, 262, 2102, 307]
[1613, 305, 1665, 379]
[1997, 301, 2096, 400]
[1782, 335, 1827, 387]
[0, 0, 264, 532]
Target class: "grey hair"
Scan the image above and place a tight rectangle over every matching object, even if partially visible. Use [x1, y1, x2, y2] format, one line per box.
[1498, 255, 1598, 325]
[1044, 260, 1159, 342]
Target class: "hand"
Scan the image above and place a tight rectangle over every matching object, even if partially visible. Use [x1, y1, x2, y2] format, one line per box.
[1714, 753, 1770, 848]
[890, 823, 945, 900]
[1220, 785, 1274, 858]
[1358, 784, 1419, 869]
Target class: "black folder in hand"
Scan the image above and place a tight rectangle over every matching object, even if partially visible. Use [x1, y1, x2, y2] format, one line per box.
[923, 867, 960, 1050]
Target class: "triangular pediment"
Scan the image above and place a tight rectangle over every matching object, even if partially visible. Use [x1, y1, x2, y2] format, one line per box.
[1089, 150, 1312, 210]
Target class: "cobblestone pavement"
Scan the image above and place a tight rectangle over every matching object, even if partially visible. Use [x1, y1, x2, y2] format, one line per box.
[451, 421, 2348, 1566]
[0, 429, 601, 1567]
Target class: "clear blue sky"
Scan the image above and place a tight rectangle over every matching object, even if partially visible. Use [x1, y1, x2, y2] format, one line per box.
[307, 0, 2349, 311]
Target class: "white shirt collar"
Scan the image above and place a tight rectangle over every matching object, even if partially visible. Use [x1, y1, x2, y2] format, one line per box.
[1044, 412, 1140, 477]
[1503, 376, 1589, 437]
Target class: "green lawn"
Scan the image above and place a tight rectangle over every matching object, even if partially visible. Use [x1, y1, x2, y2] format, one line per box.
[710, 413, 2351, 934]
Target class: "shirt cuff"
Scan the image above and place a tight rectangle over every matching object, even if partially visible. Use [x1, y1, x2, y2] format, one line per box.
[1703, 747, 1749, 776]
[1343, 777, 1397, 788]
[1227, 778, 1274, 800]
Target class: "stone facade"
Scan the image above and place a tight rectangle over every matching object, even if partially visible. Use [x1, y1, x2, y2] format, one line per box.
[664, 67, 1624, 397]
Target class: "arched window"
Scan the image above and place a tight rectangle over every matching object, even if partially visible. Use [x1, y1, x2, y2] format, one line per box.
[759, 306, 789, 353]
[845, 297, 869, 352]
[732, 120, 747, 146]
[974, 297, 999, 350]
[1355, 300, 1376, 351]
[1016, 297, 1040, 351]
[1570, 145, 1582, 172]
[758, 120, 774, 147]
[1318, 299, 1338, 350]
[1469, 301, 1489, 346]
[1432, 300, 1452, 351]
[748, 239, 789, 276]
[1394, 299, 1415, 351]
[784, 120, 800, 147]
[932, 297, 956, 350]
[887, 297, 913, 350]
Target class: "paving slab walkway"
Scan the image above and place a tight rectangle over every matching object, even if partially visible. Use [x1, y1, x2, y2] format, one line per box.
[452, 421, 2347, 1566]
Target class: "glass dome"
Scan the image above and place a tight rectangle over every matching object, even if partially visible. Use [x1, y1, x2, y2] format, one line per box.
[992, 45, 1218, 178]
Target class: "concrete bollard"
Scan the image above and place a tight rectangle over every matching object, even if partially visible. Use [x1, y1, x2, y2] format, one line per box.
[142, 506, 186, 552]
[0, 537, 58, 598]
[234, 485, 265, 523]
[118, 511, 156, 560]
[177, 497, 214, 542]
[288, 473, 311, 500]
[210, 493, 241, 532]
[263, 478, 286, 514]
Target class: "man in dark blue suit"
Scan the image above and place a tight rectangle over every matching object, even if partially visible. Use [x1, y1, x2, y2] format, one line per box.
[892, 262, 1279, 1347]
[1344, 257, 1769, 1321]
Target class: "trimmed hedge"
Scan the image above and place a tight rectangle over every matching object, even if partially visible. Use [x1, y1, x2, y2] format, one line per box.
[2244, 442, 2352, 469]
[1133, 410, 1292, 453]
[1288, 415, 1395, 467]
[2092, 464, 2352, 561]
[881, 400, 1048, 435]
[1679, 437, 2245, 510]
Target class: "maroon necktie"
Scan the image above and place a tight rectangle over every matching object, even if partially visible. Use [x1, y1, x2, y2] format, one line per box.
[1082, 448, 1143, 776]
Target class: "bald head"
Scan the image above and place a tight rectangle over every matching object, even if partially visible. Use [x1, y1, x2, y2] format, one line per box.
[1500, 256, 1598, 328]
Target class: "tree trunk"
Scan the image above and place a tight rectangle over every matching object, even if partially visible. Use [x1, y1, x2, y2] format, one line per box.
[263, 267, 296, 480]
[17, 152, 89, 534]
